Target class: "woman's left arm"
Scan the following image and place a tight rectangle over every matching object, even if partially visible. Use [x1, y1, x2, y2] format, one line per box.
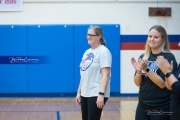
[140, 59, 166, 89]
[96, 67, 110, 109]
[99, 67, 111, 93]
[165, 79, 172, 90]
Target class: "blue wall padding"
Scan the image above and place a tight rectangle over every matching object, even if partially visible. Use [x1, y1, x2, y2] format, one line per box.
[74, 24, 120, 92]
[0, 25, 28, 92]
[27, 25, 74, 92]
[0, 25, 28, 55]
[0, 24, 120, 93]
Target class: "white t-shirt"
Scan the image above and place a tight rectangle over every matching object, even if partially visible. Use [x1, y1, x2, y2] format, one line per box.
[80, 45, 112, 98]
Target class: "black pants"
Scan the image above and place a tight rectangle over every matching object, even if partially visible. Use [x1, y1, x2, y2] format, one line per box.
[80, 96, 108, 120]
[135, 102, 171, 120]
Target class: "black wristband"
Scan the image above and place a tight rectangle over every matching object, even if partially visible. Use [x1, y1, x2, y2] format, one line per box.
[99, 92, 104, 95]
[146, 68, 150, 72]
[165, 72, 172, 78]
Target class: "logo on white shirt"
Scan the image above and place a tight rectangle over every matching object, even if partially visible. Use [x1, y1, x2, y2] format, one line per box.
[80, 52, 94, 71]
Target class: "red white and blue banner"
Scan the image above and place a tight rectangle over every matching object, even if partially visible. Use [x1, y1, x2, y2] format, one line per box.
[0, 0, 22, 11]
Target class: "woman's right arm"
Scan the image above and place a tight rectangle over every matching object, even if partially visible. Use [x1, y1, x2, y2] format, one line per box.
[156, 56, 178, 90]
[171, 81, 180, 95]
[134, 72, 142, 86]
[166, 74, 179, 93]
[134, 73, 142, 86]
[131, 57, 142, 86]
[75, 80, 83, 105]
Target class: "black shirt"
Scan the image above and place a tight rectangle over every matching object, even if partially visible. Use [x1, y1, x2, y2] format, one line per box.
[138, 52, 178, 110]
[170, 63, 180, 120]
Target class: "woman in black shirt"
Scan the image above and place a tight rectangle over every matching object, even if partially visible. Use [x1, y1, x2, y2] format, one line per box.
[131, 25, 178, 120]
[156, 42, 180, 120]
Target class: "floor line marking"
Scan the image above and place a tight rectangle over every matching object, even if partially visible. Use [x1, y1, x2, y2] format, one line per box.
[57, 111, 60, 120]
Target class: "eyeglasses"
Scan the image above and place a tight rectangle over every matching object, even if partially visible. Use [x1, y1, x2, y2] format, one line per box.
[86, 34, 98, 37]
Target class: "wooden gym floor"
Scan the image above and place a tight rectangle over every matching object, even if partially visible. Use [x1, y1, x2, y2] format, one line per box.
[0, 97, 138, 120]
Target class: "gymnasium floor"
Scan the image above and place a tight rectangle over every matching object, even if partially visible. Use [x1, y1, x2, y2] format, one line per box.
[0, 97, 138, 120]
